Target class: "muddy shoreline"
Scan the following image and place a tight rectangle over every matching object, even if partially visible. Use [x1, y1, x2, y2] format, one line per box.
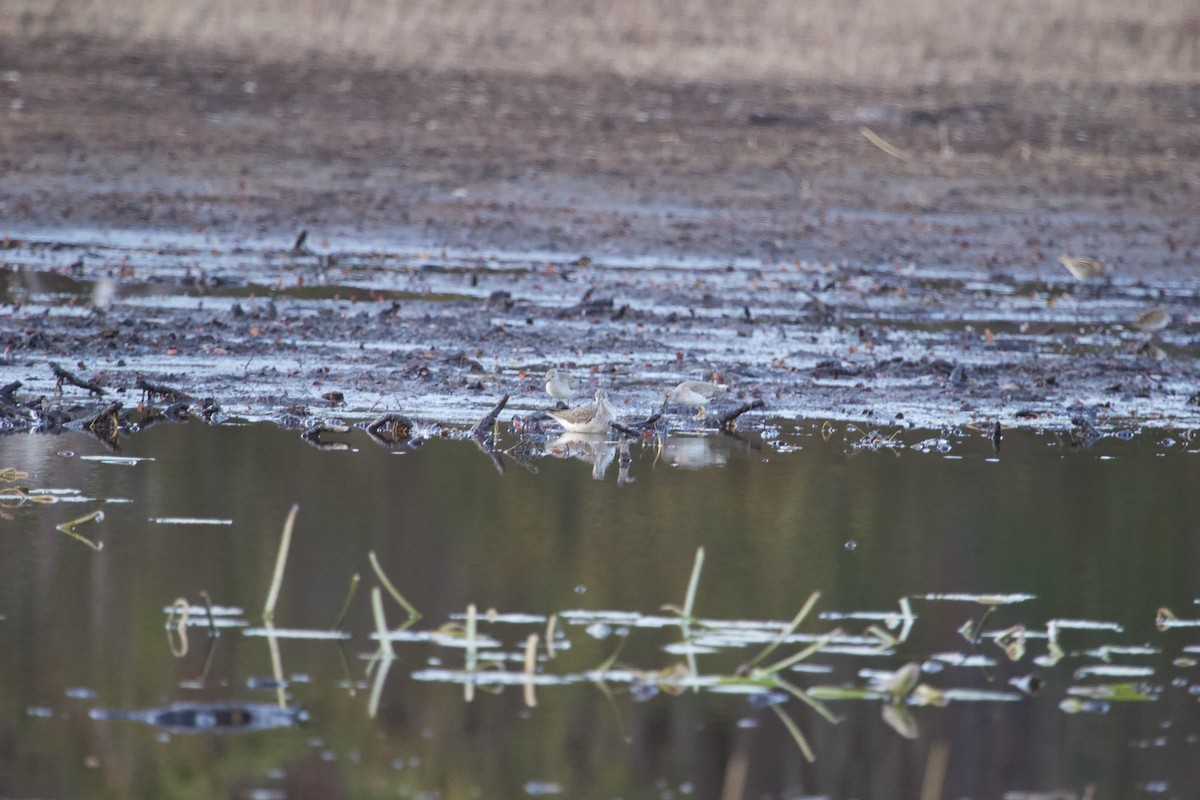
[2, 37, 1198, 437]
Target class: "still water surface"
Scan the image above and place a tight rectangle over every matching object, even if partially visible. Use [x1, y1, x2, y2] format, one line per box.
[1, 421, 1198, 799]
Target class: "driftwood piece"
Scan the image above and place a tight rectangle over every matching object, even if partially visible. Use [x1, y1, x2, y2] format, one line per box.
[364, 414, 414, 446]
[610, 412, 662, 438]
[51, 363, 106, 397]
[710, 399, 766, 430]
[301, 422, 353, 451]
[0, 381, 20, 406]
[135, 377, 193, 403]
[79, 401, 123, 450]
[471, 394, 509, 439]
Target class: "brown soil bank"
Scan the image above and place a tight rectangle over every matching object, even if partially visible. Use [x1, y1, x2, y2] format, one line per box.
[0, 5, 1198, 434]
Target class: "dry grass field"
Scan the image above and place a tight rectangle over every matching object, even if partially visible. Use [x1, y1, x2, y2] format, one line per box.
[5, 0, 1199, 85]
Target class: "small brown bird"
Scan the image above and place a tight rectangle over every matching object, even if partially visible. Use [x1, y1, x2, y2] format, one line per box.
[1058, 255, 1105, 281]
[1132, 306, 1171, 333]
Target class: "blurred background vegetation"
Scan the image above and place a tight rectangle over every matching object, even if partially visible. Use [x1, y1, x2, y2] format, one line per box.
[5, 0, 1199, 85]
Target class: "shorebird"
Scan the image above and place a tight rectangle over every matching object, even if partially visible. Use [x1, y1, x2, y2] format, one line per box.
[544, 368, 578, 407]
[1132, 306, 1171, 333]
[665, 380, 728, 418]
[1058, 255, 1105, 281]
[547, 389, 615, 434]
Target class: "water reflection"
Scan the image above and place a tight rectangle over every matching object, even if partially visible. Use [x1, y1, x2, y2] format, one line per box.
[1, 421, 1199, 799]
[547, 433, 617, 480]
[89, 702, 308, 734]
[663, 435, 730, 470]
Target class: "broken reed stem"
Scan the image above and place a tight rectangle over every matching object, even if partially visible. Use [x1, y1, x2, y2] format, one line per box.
[56, 509, 105, 551]
[545, 613, 558, 660]
[368, 551, 421, 621]
[371, 587, 394, 658]
[920, 741, 950, 800]
[465, 603, 477, 703]
[770, 704, 816, 763]
[678, 547, 706, 690]
[264, 624, 287, 709]
[199, 590, 218, 636]
[262, 503, 299, 623]
[761, 627, 844, 675]
[682, 547, 705, 622]
[594, 634, 629, 676]
[523, 633, 539, 708]
[772, 675, 841, 724]
[745, 591, 821, 671]
[898, 596, 915, 642]
[859, 125, 913, 162]
[193, 633, 219, 687]
[334, 641, 358, 698]
[333, 573, 361, 630]
[367, 647, 395, 720]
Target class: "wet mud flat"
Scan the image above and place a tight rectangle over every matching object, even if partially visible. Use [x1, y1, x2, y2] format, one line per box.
[2, 229, 1199, 443]
[1, 37, 1199, 438]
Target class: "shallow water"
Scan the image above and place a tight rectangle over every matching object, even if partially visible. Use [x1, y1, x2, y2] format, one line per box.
[2, 420, 1199, 799]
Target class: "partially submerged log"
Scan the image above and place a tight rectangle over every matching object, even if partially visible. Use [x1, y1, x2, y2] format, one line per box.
[709, 398, 765, 431]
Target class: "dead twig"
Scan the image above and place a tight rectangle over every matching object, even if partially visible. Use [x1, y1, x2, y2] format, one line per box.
[291, 229, 311, 254]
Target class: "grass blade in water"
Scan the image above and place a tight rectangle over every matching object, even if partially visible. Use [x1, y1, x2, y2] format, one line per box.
[263, 504, 299, 623]
[369, 551, 421, 621]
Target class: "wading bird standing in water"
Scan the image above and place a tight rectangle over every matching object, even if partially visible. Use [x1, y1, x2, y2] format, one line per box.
[547, 389, 615, 434]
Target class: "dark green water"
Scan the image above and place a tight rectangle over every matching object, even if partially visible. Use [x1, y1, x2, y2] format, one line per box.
[1, 421, 1198, 800]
